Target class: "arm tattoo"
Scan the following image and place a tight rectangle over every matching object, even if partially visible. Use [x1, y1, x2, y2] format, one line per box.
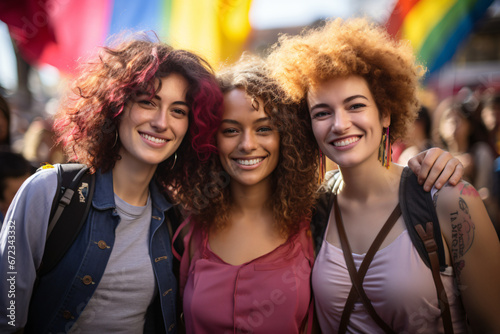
[457, 182, 480, 198]
[450, 196, 476, 279]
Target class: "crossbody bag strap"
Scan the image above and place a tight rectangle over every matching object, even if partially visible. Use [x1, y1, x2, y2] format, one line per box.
[415, 223, 454, 334]
[335, 195, 401, 334]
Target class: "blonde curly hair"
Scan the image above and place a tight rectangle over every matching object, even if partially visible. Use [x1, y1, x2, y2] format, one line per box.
[267, 17, 425, 143]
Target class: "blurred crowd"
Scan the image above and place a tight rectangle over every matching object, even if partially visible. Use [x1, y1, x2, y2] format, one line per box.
[394, 87, 500, 235]
[1, 82, 500, 235]
[0, 85, 66, 224]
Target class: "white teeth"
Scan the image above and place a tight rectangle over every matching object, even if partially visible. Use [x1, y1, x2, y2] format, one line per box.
[236, 158, 264, 166]
[141, 133, 166, 144]
[333, 137, 360, 147]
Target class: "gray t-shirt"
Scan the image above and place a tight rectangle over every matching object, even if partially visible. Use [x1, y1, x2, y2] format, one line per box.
[69, 194, 156, 333]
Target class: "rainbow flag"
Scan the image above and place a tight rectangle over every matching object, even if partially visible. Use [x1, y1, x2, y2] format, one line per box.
[0, 0, 252, 74]
[385, 0, 494, 78]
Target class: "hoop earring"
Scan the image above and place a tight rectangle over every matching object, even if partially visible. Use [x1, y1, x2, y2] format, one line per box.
[378, 126, 391, 169]
[318, 149, 326, 184]
[112, 130, 118, 149]
[170, 152, 177, 169]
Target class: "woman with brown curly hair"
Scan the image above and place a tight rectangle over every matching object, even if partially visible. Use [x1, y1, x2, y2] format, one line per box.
[172, 54, 319, 333]
[0, 35, 222, 333]
[268, 18, 500, 333]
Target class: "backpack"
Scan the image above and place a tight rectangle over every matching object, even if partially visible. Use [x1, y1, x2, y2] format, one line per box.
[37, 163, 95, 276]
[36, 163, 184, 277]
[310, 167, 454, 334]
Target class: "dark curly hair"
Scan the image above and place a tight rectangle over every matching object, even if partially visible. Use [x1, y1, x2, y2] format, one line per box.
[177, 54, 319, 237]
[267, 18, 425, 144]
[53, 33, 223, 192]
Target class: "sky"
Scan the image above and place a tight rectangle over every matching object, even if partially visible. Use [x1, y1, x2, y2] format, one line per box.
[250, 0, 395, 29]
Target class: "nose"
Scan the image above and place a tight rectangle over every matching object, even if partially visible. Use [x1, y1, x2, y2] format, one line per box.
[332, 109, 351, 133]
[238, 131, 258, 152]
[151, 109, 168, 132]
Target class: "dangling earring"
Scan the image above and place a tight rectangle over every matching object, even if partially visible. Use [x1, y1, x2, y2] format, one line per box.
[378, 126, 391, 169]
[318, 149, 327, 184]
[112, 130, 118, 148]
[170, 152, 177, 169]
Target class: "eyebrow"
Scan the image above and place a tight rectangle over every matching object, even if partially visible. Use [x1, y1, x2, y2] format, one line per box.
[220, 117, 271, 126]
[310, 95, 368, 112]
[136, 92, 189, 107]
[172, 101, 189, 107]
[344, 95, 368, 103]
[309, 103, 330, 112]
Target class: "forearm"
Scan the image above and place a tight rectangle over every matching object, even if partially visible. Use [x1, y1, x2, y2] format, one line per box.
[436, 181, 500, 333]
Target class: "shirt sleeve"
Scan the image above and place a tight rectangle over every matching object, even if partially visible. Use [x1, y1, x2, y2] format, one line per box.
[0, 168, 58, 332]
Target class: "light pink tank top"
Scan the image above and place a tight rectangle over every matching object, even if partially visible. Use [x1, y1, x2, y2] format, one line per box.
[312, 229, 468, 333]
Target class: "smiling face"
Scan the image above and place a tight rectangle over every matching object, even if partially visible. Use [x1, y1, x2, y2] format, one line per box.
[307, 76, 390, 168]
[217, 89, 280, 188]
[118, 73, 190, 170]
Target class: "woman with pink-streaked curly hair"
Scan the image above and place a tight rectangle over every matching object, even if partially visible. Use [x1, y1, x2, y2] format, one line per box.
[0, 34, 222, 333]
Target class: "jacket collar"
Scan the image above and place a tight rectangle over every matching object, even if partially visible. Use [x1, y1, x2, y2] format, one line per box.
[149, 178, 172, 213]
[92, 169, 116, 210]
[92, 169, 172, 212]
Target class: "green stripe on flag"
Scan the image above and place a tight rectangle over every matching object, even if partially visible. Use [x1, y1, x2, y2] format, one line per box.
[418, 0, 477, 67]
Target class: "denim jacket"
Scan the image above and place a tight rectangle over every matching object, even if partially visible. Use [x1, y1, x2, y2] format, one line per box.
[0, 167, 177, 333]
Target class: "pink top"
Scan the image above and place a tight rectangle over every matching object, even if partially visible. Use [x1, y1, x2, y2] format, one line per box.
[312, 229, 468, 333]
[178, 220, 314, 334]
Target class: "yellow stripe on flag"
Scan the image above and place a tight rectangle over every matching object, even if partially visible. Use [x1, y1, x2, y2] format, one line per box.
[167, 0, 252, 67]
[169, 0, 220, 65]
[402, 0, 458, 53]
[218, 0, 253, 65]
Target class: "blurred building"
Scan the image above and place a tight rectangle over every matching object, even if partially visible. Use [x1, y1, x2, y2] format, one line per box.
[427, 13, 500, 99]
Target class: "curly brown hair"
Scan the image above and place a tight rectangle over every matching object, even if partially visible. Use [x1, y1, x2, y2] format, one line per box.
[54, 33, 223, 191]
[177, 54, 319, 237]
[267, 18, 425, 143]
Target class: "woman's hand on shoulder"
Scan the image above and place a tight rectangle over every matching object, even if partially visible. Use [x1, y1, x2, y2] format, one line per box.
[407, 147, 463, 192]
[434, 181, 500, 333]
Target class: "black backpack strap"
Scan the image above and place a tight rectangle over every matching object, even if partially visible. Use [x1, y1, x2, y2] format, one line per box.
[38, 163, 95, 276]
[399, 167, 454, 334]
[311, 169, 342, 255]
[399, 167, 446, 270]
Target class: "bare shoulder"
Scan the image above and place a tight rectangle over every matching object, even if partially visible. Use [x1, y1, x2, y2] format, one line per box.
[432, 180, 484, 220]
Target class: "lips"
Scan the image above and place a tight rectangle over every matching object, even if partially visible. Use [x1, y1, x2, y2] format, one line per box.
[140, 132, 168, 144]
[332, 136, 361, 147]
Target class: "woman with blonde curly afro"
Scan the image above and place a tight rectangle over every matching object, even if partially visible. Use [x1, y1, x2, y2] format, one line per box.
[173, 53, 319, 333]
[268, 18, 500, 333]
[0, 34, 223, 333]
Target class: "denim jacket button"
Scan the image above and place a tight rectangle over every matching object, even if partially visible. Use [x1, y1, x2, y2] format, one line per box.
[97, 240, 108, 249]
[82, 275, 93, 285]
[62, 310, 73, 319]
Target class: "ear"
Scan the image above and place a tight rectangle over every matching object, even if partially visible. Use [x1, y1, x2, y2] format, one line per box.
[381, 112, 391, 128]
